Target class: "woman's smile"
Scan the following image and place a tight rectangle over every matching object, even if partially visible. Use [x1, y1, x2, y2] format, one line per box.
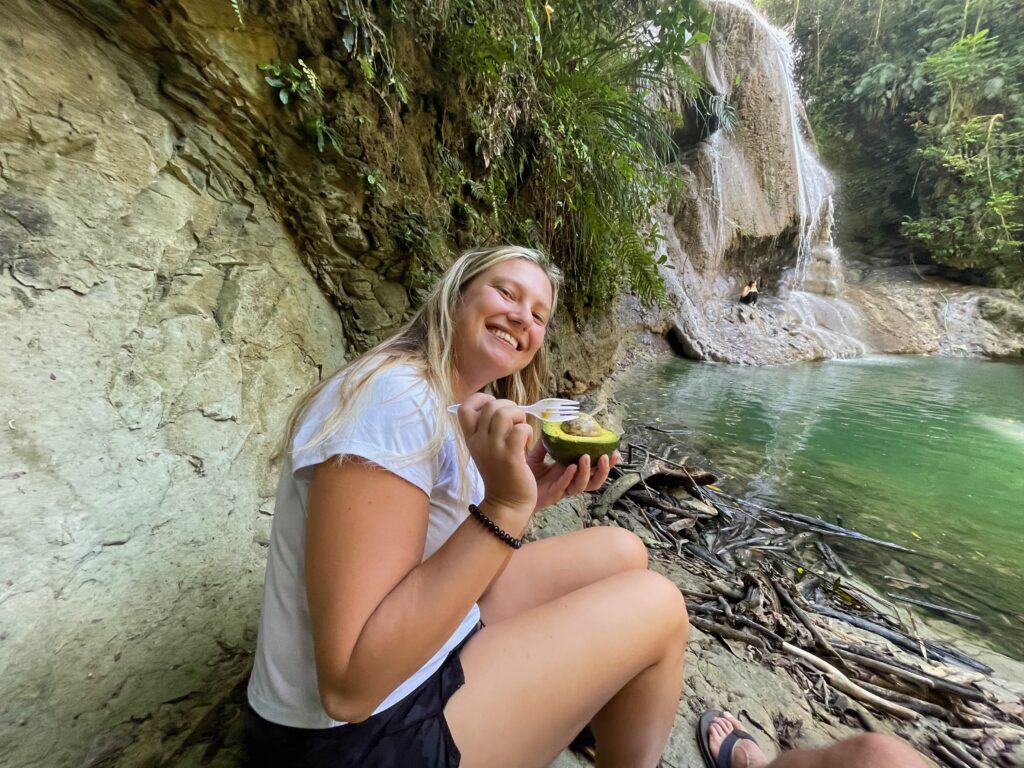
[487, 326, 520, 350]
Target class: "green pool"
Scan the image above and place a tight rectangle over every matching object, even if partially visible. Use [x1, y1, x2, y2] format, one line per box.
[616, 355, 1024, 659]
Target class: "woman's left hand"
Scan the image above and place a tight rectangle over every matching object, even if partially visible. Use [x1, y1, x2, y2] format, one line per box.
[526, 441, 620, 512]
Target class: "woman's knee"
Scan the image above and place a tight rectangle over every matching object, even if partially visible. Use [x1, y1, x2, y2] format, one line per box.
[592, 526, 649, 571]
[623, 569, 689, 639]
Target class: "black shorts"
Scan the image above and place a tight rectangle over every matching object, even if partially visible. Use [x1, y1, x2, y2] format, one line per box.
[243, 625, 479, 768]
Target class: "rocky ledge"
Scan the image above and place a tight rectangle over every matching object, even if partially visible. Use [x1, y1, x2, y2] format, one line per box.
[664, 264, 1024, 366]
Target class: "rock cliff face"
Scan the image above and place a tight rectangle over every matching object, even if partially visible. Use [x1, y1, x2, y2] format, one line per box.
[660, 0, 845, 365]
[0, 2, 351, 766]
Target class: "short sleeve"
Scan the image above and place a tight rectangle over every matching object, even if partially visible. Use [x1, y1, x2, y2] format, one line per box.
[290, 366, 442, 496]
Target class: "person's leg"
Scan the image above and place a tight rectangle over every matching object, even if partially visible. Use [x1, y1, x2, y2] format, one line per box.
[706, 712, 929, 768]
[476, 525, 656, 762]
[479, 526, 649, 623]
[445, 568, 688, 768]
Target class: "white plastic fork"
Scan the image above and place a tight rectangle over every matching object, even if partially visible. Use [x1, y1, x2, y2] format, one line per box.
[447, 397, 580, 423]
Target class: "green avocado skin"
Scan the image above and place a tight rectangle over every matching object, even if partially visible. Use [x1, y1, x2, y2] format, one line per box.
[541, 423, 621, 466]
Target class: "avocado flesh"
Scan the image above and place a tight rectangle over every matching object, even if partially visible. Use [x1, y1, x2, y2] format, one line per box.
[542, 420, 620, 466]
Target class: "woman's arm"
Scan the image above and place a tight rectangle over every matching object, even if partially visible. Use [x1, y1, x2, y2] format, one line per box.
[305, 395, 536, 722]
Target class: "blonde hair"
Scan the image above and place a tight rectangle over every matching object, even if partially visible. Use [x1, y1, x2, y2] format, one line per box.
[276, 245, 563, 499]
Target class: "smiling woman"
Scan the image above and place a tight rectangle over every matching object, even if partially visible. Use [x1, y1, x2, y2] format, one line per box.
[242, 245, 691, 768]
[452, 258, 553, 398]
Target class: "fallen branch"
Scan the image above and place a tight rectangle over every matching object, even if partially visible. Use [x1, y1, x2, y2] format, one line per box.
[626, 443, 718, 495]
[772, 581, 844, 665]
[952, 703, 1021, 731]
[624, 489, 713, 519]
[934, 732, 987, 768]
[855, 680, 948, 718]
[685, 543, 733, 572]
[885, 593, 982, 622]
[831, 645, 986, 703]
[780, 642, 919, 721]
[593, 472, 642, 520]
[947, 726, 1023, 744]
[814, 605, 992, 673]
[690, 604, 787, 645]
[816, 539, 852, 577]
[932, 744, 973, 768]
[689, 616, 768, 651]
[714, 492, 917, 553]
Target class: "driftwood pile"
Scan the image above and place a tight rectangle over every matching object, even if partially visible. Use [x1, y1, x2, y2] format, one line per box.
[588, 433, 1024, 768]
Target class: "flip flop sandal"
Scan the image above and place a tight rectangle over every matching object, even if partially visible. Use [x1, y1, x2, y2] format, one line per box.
[697, 709, 760, 768]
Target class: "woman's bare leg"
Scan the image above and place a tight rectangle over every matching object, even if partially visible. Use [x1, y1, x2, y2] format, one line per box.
[479, 526, 650, 622]
[477, 525, 670, 763]
[707, 712, 929, 768]
[445, 568, 688, 768]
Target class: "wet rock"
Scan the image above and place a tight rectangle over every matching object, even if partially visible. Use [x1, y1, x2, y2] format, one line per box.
[978, 296, 1024, 334]
[0, 3, 347, 765]
[329, 212, 371, 253]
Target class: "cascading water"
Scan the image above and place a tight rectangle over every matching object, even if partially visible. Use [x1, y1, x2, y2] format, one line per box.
[706, 131, 730, 259]
[659, 0, 869, 362]
[781, 197, 868, 357]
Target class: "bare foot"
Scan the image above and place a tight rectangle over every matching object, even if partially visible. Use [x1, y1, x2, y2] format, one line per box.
[708, 712, 769, 768]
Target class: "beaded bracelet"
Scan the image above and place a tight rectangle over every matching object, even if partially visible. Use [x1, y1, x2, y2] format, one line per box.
[468, 503, 523, 549]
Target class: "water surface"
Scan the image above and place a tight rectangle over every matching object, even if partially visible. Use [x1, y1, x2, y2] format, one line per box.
[616, 355, 1024, 659]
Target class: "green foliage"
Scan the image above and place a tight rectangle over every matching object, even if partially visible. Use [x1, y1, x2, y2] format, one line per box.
[260, 60, 322, 105]
[433, 0, 711, 309]
[253, 1, 711, 307]
[902, 113, 1023, 277]
[755, 0, 1023, 290]
[304, 117, 342, 153]
[364, 169, 388, 195]
[899, 25, 1022, 286]
[704, 93, 738, 133]
[260, 60, 343, 155]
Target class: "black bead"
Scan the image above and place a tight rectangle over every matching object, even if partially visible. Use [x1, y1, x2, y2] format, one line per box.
[468, 504, 522, 549]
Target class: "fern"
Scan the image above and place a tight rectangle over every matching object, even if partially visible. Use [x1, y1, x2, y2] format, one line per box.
[230, 0, 243, 26]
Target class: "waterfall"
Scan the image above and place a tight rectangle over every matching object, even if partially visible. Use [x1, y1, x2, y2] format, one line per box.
[660, 0, 868, 362]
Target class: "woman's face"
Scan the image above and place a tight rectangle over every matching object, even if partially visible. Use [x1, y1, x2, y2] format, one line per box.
[452, 259, 554, 397]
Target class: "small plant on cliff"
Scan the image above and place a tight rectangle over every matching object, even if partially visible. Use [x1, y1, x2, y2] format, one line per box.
[260, 60, 342, 154]
[260, 60, 322, 105]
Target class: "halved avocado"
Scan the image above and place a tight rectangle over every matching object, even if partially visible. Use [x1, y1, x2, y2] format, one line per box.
[542, 414, 620, 466]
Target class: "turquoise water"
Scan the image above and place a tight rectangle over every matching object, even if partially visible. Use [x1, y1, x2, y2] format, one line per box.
[616, 355, 1024, 659]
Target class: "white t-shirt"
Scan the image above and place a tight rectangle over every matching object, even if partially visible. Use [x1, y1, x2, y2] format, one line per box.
[247, 364, 483, 729]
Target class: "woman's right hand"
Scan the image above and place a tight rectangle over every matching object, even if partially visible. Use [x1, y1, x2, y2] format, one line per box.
[455, 393, 537, 519]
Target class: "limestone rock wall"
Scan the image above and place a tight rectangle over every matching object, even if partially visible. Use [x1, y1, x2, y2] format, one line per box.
[0, 2, 347, 766]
